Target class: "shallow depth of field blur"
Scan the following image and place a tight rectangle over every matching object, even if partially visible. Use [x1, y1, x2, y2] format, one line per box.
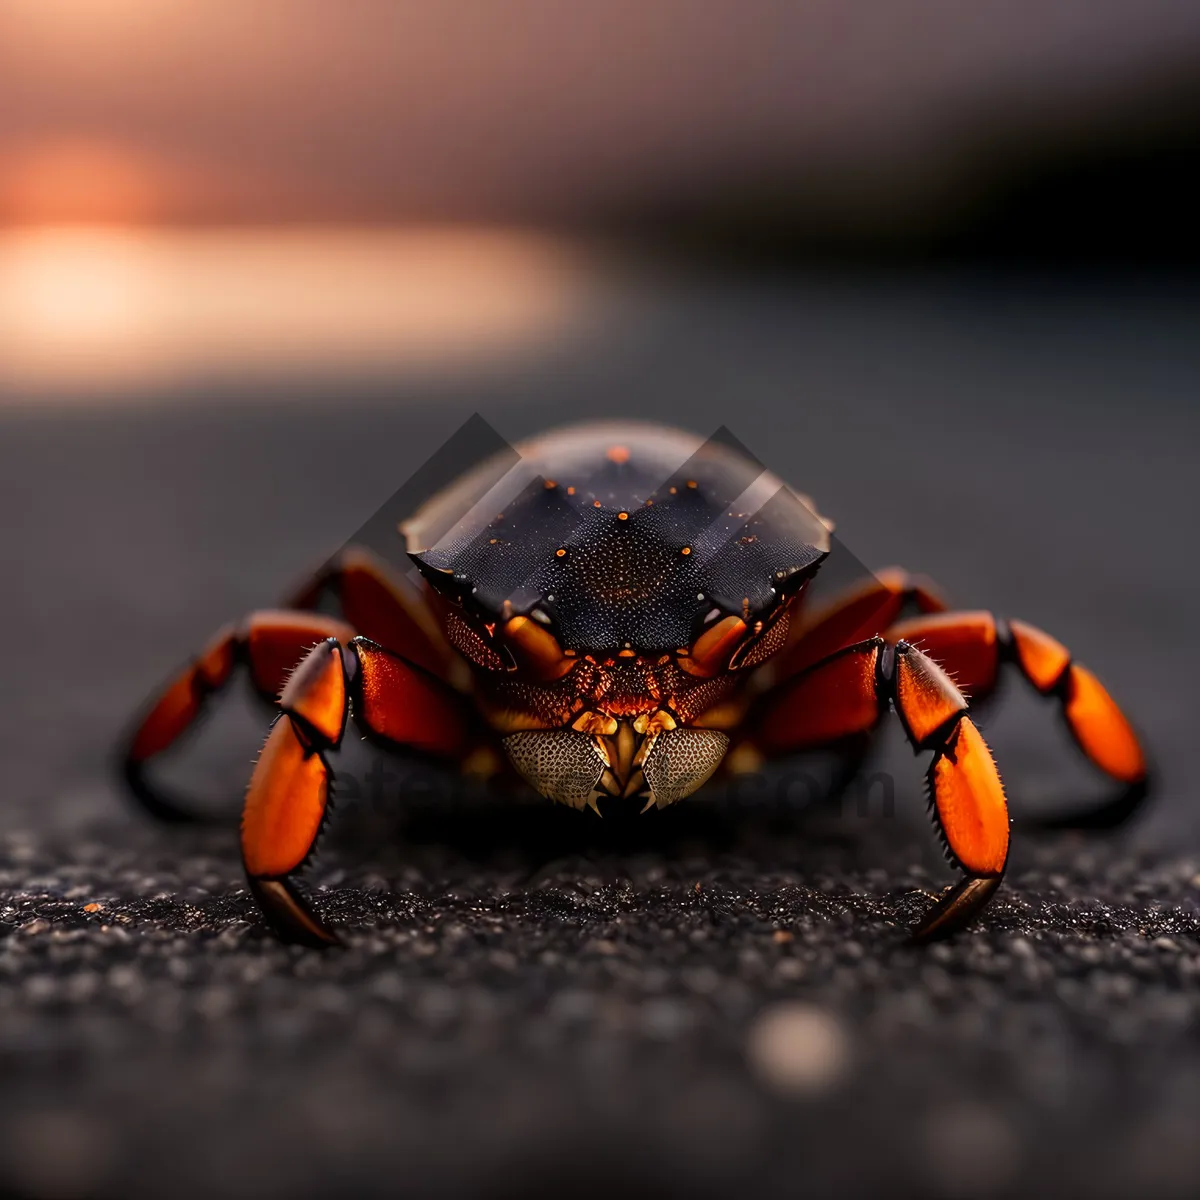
[3, 0, 1198, 403]
[3, 5, 1200, 1199]
[2, 0, 1198, 831]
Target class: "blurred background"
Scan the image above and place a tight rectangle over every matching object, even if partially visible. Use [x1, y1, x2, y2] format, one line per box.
[3, 0, 1199, 399]
[3, 3, 1200, 1199]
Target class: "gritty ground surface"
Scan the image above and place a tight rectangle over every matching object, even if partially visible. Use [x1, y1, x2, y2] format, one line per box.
[4, 810, 1200, 1200]
[2, 274, 1199, 1198]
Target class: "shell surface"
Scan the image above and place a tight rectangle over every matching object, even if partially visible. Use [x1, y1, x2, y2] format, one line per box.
[405, 421, 831, 654]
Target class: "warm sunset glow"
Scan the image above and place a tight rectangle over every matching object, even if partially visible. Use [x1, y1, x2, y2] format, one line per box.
[0, 227, 600, 399]
[0, 142, 167, 226]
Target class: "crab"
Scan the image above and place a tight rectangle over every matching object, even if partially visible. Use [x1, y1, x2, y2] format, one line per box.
[121, 422, 1149, 945]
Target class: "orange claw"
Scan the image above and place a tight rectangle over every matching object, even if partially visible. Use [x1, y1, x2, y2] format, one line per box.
[241, 715, 331, 879]
[893, 641, 967, 746]
[929, 718, 1010, 878]
[237, 635, 474, 945]
[1064, 664, 1147, 783]
[278, 641, 347, 745]
[241, 637, 352, 943]
[746, 634, 1010, 938]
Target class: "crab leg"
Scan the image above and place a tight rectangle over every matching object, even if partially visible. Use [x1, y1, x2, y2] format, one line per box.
[241, 636, 474, 945]
[281, 546, 453, 679]
[748, 637, 1011, 941]
[885, 611, 1148, 825]
[775, 567, 947, 678]
[122, 611, 356, 821]
[121, 548, 453, 821]
[772, 569, 1149, 825]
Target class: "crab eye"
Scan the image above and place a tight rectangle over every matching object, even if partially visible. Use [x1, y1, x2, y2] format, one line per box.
[679, 615, 749, 677]
[501, 615, 575, 681]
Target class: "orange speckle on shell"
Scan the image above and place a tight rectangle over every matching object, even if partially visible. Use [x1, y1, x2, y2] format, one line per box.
[618, 511, 629, 520]
[681, 546, 692, 555]
[556, 548, 567, 557]
[84, 903, 102, 913]
[593, 499, 602, 508]
[606, 445, 630, 464]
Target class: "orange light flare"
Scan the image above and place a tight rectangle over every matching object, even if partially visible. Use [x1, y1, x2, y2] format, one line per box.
[0, 224, 601, 399]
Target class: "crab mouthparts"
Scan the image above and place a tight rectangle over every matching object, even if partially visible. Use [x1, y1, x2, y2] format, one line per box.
[501, 710, 730, 814]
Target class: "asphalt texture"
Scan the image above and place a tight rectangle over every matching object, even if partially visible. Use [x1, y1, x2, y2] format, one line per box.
[2, 271, 1199, 1198]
